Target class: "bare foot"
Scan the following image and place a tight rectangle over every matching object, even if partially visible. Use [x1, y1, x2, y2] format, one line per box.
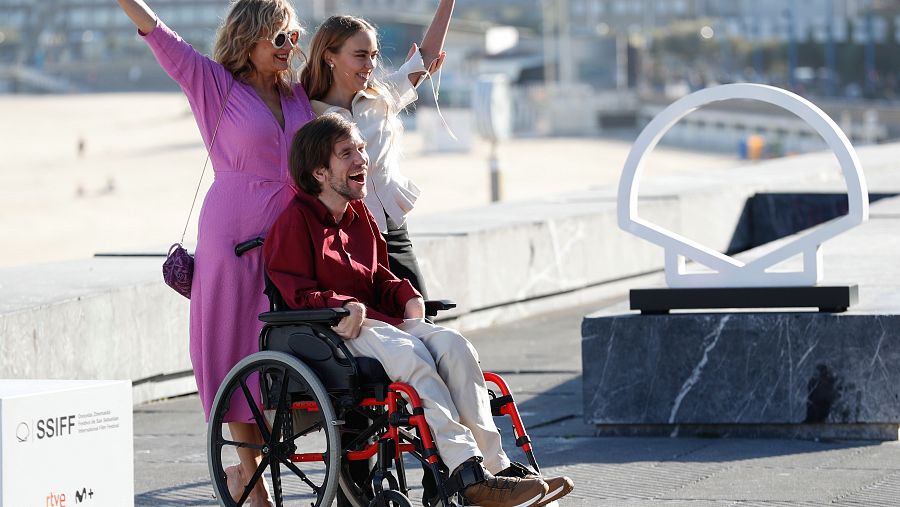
[251, 477, 274, 506]
[228, 462, 274, 506]
[225, 465, 244, 502]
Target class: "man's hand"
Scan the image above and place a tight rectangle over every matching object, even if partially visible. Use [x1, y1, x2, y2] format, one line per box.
[333, 302, 365, 340]
[404, 297, 426, 320]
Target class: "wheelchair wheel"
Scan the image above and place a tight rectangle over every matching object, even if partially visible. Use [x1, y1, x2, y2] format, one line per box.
[369, 490, 413, 507]
[208, 351, 340, 507]
[339, 464, 373, 507]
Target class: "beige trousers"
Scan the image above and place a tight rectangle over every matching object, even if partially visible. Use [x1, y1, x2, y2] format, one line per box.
[342, 318, 511, 473]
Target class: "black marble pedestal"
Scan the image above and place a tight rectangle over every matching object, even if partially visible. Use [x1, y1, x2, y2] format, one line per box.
[582, 312, 900, 439]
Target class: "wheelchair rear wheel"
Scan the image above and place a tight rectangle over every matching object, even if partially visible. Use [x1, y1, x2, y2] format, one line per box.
[208, 351, 340, 507]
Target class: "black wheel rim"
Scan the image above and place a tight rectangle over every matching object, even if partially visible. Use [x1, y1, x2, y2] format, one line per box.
[209, 355, 337, 506]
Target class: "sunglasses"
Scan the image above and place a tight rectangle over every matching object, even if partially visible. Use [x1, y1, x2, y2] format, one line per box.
[268, 29, 300, 49]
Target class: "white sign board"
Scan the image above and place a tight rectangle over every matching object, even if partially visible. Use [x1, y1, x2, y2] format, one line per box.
[0, 380, 134, 507]
[473, 75, 512, 143]
[617, 83, 869, 288]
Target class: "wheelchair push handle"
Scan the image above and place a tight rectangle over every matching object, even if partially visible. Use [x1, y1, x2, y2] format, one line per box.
[235, 237, 265, 257]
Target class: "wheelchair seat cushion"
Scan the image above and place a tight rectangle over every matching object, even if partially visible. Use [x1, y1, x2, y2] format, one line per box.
[356, 356, 390, 385]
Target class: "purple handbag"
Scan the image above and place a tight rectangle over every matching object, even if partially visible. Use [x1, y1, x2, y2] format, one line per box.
[161, 83, 232, 299]
[163, 243, 194, 299]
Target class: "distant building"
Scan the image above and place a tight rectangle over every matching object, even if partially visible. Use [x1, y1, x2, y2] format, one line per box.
[0, 0, 487, 92]
[713, 0, 897, 44]
[563, 0, 898, 44]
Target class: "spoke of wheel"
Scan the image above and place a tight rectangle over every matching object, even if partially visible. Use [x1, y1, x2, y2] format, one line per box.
[270, 367, 291, 446]
[280, 457, 321, 494]
[219, 439, 266, 451]
[270, 458, 283, 507]
[237, 455, 271, 505]
[236, 474, 253, 507]
[239, 376, 271, 441]
[285, 420, 323, 444]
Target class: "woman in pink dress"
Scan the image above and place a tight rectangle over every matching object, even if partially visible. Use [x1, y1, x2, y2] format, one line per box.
[116, 0, 314, 503]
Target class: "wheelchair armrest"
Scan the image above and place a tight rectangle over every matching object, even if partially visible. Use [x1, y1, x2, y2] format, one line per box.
[424, 299, 456, 317]
[259, 308, 349, 326]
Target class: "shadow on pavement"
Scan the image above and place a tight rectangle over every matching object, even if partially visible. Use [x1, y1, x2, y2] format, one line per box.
[134, 481, 217, 507]
[510, 375, 882, 470]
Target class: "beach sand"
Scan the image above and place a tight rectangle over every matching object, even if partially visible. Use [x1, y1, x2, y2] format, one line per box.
[0, 93, 738, 268]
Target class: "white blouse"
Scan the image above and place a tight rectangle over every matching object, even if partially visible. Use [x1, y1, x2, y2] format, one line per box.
[311, 52, 429, 233]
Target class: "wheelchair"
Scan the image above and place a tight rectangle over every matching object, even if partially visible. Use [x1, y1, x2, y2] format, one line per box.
[207, 238, 543, 507]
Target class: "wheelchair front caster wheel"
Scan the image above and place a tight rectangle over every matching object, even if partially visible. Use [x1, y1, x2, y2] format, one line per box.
[368, 490, 412, 507]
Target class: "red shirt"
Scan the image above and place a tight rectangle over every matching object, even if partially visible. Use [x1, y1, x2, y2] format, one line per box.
[263, 191, 421, 325]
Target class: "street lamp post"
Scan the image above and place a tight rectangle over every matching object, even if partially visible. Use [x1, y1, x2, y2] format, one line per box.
[541, 0, 557, 85]
[825, 0, 836, 97]
[557, 0, 574, 86]
[787, 0, 798, 90]
[864, 0, 876, 97]
[752, 12, 764, 78]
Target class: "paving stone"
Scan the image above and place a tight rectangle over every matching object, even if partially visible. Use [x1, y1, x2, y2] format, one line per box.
[666, 467, 886, 503]
[133, 297, 900, 506]
[834, 470, 900, 506]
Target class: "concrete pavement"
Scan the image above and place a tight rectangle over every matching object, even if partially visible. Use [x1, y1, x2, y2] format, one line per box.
[133, 295, 900, 506]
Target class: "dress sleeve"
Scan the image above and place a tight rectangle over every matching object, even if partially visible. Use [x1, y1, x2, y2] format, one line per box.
[264, 208, 359, 310]
[384, 50, 428, 110]
[361, 203, 421, 315]
[140, 18, 231, 140]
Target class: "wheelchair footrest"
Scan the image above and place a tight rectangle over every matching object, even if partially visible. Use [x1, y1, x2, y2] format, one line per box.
[442, 458, 486, 497]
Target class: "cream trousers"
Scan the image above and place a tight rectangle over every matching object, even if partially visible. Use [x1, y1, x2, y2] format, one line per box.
[342, 318, 511, 473]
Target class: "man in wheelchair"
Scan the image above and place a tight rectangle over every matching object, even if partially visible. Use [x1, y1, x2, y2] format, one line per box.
[262, 114, 573, 507]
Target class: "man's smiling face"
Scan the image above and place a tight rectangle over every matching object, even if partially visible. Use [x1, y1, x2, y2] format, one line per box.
[323, 129, 369, 202]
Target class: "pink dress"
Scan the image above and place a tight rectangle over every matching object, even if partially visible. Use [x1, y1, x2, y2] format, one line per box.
[142, 20, 315, 422]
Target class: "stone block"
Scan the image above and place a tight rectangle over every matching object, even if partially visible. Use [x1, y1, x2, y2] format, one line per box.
[583, 312, 900, 430]
[0, 258, 191, 404]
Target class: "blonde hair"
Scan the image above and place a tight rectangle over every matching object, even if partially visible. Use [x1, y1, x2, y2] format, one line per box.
[213, 0, 304, 93]
[301, 15, 406, 153]
[301, 16, 392, 103]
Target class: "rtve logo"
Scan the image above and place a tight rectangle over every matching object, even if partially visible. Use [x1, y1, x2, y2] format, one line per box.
[45, 492, 66, 507]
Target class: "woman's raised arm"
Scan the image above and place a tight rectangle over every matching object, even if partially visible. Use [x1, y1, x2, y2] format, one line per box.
[116, 0, 157, 35]
[419, 0, 454, 69]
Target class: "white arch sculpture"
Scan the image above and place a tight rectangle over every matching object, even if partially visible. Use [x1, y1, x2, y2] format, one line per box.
[617, 84, 869, 288]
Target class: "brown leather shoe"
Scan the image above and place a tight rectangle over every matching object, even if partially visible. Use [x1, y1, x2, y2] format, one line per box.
[462, 474, 548, 507]
[534, 476, 574, 506]
[496, 462, 575, 506]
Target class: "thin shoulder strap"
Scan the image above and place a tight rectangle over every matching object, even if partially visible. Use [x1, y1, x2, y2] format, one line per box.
[180, 81, 234, 244]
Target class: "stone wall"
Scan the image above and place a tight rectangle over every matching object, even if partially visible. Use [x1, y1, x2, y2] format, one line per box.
[4, 142, 900, 404]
